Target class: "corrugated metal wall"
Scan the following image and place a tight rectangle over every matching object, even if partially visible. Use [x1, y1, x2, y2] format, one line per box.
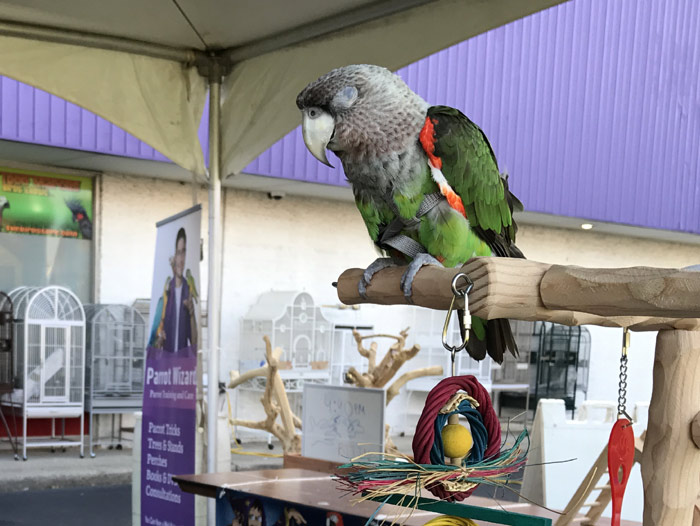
[0, 75, 168, 162]
[0, 0, 698, 235]
[247, 0, 700, 235]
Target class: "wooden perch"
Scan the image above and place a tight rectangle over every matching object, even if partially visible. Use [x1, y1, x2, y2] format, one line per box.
[346, 328, 421, 388]
[541, 264, 700, 317]
[337, 257, 700, 331]
[227, 336, 301, 454]
[386, 365, 443, 405]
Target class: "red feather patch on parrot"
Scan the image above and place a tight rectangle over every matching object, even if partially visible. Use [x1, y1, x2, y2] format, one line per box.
[420, 117, 467, 217]
[441, 185, 466, 218]
[419, 117, 442, 169]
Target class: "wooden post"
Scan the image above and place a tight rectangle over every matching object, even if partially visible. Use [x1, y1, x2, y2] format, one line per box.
[642, 330, 700, 525]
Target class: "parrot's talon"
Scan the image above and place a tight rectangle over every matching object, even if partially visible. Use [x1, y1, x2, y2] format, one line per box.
[358, 279, 369, 300]
[400, 253, 443, 300]
[358, 257, 396, 299]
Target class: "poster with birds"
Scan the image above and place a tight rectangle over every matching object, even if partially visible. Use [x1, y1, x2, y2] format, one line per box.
[0, 167, 93, 239]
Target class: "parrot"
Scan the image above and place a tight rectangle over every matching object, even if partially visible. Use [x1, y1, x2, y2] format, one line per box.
[148, 276, 170, 347]
[185, 269, 199, 304]
[65, 199, 93, 239]
[296, 64, 524, 363]
[0, 195, 9, 230]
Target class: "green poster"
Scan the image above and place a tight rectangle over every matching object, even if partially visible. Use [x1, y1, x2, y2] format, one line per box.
[0, 168, 93, 239]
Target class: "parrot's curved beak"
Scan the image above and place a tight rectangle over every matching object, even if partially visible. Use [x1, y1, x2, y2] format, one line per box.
[301, 110, 335, 168]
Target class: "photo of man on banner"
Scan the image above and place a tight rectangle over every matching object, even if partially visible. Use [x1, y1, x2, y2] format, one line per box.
[149, 228, 199, 353]
[151, 227, 198, 352]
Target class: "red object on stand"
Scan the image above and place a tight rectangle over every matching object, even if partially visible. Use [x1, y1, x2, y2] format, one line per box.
[607, 418, 635, 526]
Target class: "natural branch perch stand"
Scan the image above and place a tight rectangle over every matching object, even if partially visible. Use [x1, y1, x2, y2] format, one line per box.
[345, 328, 443, 451]
[227, 336, 301, 454]
[337, 257, 700, 526]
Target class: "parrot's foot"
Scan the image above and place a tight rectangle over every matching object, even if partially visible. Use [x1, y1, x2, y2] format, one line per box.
[400, 253, 443, 301]
[359, 257, 397, 299]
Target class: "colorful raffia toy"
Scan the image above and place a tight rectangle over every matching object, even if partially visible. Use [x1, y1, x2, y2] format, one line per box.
[336, 374, 528, 504]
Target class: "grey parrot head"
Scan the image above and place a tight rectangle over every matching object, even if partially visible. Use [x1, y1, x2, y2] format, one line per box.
[296, 64, 428, 166]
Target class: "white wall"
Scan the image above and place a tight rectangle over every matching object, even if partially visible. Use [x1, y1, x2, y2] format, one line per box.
[219, 188, 380, 377]
[97, 173, 700, 431]
[98, 173, 210, 305]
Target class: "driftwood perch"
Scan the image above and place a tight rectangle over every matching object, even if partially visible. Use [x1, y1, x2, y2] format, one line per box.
[345, 328, 443, 397]
[337, 257, 700, 526]
[344, 328, 443, 452]
[227, 336, 301, 454]
[347, 328, 418, 387]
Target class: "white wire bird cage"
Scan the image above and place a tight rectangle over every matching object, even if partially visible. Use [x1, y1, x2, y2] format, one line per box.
[3, 286, 85, 460]
[0, 291, 19, 459]
[238, 291, 336, 445]
[241, 291, 334, 374]
[406, 306, 492, 390]
[84, 304, 146, 457]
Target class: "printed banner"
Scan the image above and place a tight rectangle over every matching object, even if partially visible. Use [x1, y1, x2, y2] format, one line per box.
[218, 490, 381, 526]
[142, 205, 201, 526]
[0, 167, 93, 239]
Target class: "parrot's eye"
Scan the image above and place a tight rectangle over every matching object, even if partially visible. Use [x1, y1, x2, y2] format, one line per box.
[307, 107, 322, 119]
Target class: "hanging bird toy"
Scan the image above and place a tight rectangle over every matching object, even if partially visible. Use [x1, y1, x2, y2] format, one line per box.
[607, 328, 636, 526]
[336, 275, 528, 505]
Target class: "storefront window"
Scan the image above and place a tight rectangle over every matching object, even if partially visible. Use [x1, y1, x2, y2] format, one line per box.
[0, 167, 93, 302]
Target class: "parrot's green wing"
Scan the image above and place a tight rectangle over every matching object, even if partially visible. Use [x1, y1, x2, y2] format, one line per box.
[425, 105, 523, 258]
[422, 106, 523, 363]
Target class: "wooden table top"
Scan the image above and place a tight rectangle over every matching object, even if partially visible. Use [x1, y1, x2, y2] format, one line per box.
[174, 468, 641, 526]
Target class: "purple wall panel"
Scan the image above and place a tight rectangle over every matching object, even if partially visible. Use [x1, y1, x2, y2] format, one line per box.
[0, 0, 698, 234]
[34, 89, 50, 144]
[246, 0, 700, 235]
[0, 75, 170, 162]
[1, 79, 14, 137]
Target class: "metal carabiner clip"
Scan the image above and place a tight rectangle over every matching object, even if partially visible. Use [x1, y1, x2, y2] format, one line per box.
[442, 273, 474, 376]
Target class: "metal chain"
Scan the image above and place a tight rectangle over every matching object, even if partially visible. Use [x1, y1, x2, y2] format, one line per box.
[617, 328, 632, 421]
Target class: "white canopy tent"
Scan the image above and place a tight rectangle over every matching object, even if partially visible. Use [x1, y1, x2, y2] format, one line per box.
[0, 0, 564, 520]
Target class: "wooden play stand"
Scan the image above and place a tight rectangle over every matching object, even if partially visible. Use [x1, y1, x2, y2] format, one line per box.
[227, 336, 301, 454]
[336, 257, 700, 526]
[345, 327, 442, 404]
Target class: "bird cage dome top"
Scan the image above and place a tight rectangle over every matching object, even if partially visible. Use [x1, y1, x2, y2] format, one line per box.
[9, 286, 84, 323]
[241, 291, 335, 369]
[244, 291, 316, 321]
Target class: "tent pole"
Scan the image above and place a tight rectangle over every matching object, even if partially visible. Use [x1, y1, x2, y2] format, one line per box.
[206, 72, 222, 526]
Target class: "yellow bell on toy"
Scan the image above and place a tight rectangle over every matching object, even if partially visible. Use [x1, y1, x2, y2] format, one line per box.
[441, 414, 473, 465]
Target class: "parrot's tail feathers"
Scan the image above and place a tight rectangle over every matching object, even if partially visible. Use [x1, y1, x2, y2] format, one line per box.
[485, 318, 519, 364]
[466, 331, 488, 361]
[465, 318, 518, 364]
[508, 244, 525, 259]
[459, 309, 486, 360]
